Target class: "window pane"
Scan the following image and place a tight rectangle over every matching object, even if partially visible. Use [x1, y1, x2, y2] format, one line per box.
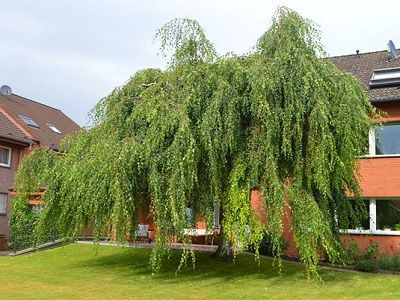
[0, 194, 7, 214]
[376, 123, 400, 155]
[346, 200, 370, 230]
[186, 207, 193, 225]
[0, 147, 10, 166]
[214, 204, 220, 228]
[376, 200, 400, 231]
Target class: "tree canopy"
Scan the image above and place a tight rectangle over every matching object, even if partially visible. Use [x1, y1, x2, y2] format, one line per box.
[12, 7, 376, 276]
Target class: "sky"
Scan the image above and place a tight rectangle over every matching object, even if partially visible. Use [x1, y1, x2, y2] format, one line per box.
[0, 1, 399, 126]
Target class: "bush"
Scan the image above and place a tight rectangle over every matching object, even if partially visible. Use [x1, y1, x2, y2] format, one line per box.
[355, 259, 378, 272]
[364, 242, 379, 260]
[344, 242, 361, 264]
[378, 254, 400, 271]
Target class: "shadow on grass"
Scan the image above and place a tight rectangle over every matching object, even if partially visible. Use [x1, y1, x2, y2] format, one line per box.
[69, 245, 356, 285]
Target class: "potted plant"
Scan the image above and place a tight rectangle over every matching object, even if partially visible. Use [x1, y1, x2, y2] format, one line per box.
[383, 225, 392, 232]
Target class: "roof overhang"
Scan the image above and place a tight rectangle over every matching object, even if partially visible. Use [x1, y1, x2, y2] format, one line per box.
[0, 134, 32, 147]
[370, 97, 400, 104]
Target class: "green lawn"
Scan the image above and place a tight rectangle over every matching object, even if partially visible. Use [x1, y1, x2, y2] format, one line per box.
[0, 244, 399, 299]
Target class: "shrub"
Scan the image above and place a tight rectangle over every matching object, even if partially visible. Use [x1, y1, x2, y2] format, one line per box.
[364, 242, 379, 260]
[355, 259, 378, 272]
[344, 242, 360, 264]
[378, 254, 400, 271]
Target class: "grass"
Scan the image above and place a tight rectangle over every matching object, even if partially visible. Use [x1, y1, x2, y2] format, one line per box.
[1, 244, 400, 299]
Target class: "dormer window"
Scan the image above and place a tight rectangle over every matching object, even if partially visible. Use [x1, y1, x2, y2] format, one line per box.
[19, 115, 39, 128]
[370, 68, 400, 88]
[47, 123, 61, 134]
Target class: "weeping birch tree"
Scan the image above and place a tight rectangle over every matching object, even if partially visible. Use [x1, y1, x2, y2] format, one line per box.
[12, 7, 376, 275]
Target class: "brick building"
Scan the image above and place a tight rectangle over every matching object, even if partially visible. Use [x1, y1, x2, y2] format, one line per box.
[0, 87, 80, 248]
[135, 47, 400, 256]
[250, 48, 400, 257]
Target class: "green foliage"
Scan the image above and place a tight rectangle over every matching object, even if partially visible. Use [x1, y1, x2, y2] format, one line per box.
[355, 259, 378, 273]
[343, 242, 361, 265]
[10, 148, 59, 250]
[363, 242, 379, 260]
[378, 254, 400, 271]
[155, 18, 217, 67]
[12, 7, 377, 276]
[250, 232, 287, 257]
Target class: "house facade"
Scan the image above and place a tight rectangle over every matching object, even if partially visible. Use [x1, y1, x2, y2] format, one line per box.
[0, 87, 80, 249]
[250, 49, 400, 257]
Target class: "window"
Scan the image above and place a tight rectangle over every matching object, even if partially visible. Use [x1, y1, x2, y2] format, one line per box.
[0, 146, 11, 167]
[376, 200, 400, 231]
[375, 123, 400, 155]
[19, 115, 39, 128]
[346, 200, 370, 231]
[185, 204, 220, 228]
[370, 68, 400, 88]
[344, 199, 400, 235]
[368, 123, 400, 156]
[214, 203, 220, 228]
[0, 194, 7, 215]
[186, 207, 193, 225]
[47, 123, 61, 134]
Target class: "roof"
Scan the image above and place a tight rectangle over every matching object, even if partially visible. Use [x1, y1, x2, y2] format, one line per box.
[0, 93, 80, 150]
[331, 50, 400, 102]
[0, 111, 31, 145]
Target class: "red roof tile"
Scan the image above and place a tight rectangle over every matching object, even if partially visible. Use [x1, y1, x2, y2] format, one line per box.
[331, 50, 400, 102]
[0, 111, 31, 145]
[0, 93, 80, 150]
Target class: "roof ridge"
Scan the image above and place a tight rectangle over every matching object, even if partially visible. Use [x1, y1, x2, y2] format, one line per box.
[10, 93, 61, 111]
[329, 49, 395, 59]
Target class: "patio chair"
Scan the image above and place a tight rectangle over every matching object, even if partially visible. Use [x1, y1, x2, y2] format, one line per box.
[136, 224, 152, 243]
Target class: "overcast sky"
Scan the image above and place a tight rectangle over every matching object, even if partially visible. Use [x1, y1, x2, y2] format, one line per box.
[1, 1, 399, 126]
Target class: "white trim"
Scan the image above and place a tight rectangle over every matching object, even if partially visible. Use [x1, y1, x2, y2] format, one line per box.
[370, 199, 376, 232]
[340, 229, 400, 236]
[368, 128, 376, 156]
[361, 154, 400, 158]
[0, 146, 11, 168]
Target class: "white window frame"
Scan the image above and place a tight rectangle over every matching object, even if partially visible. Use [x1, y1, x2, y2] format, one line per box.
[363, 126, 400, 158]
[0, 193, 7, 215]
[361, 128, 400, 158]
[0, 146, 11, 168]
[341, 198, 400, 236]
[47, 123, 61, 134]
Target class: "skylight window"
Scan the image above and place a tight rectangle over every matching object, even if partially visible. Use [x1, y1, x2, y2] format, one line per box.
[47, 123, 61, 134]
[19, 115, 39, 128]
[370, 68, 400, 88]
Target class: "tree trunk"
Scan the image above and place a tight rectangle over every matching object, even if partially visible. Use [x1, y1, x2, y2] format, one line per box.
[213, 203, 233, 262]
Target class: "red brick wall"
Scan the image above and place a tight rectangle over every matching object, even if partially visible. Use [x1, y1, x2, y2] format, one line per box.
[374, 102, 400, 122]
[341, 234, 400, 256]
[358, 157, 400, 197]
[250, 190, 298, 257]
